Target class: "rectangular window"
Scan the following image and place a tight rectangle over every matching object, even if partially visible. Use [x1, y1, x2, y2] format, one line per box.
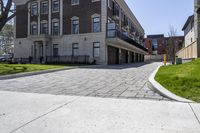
[124, 16, 128, 26]
[41, 22, 48, 34]
[72, 19, 79, 34]
[31, 3, 38, 16]
[108, 0, 112, 9]
[53, 44, 59, 57]
[92, 17, 100, 33]
[41, 1, 48, 14]
[71, 0, 79, 5]
[31, 24, 38, 35]
[152, 39, 158, 51]
[52, 21, 59, 35]
[52, 0, 59, 12]
[72, 43, 79, 56]
[113, 2, 119, 18]
[121, 11, 124, 22]
[93, 42, 100, 57]
[191, 21, 194, 32]
[107, 23, 116, 37]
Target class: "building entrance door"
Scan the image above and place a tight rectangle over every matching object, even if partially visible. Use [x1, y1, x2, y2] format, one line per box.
[33, 41, 44, 63]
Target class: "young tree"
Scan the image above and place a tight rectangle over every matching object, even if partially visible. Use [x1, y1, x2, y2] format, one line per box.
[0, 0, 15, 31]
[167, 26, 177, 64]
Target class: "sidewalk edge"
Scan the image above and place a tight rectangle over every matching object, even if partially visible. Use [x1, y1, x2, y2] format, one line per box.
[0, 67, 75, 80]
[148, 65, 194, 103]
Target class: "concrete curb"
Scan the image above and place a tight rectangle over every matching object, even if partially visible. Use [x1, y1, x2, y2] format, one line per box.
[78, 64, 107, 69]
[0, 67, 76, 80]
[148, 65, 194, 103]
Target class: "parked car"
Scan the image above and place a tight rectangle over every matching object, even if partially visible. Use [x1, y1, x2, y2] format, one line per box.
[0, 54, 13, 62]
[0, 56, 6, 62]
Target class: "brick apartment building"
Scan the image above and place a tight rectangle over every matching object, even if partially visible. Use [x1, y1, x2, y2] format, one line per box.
[145, 34, 184, 61]
[13, 0, 147, 64]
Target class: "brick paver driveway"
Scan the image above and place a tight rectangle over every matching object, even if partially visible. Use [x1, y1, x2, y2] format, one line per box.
[0, 62, 169, 100]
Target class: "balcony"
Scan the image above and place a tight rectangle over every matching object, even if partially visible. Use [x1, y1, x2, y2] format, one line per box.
[106, 23, 147, 52]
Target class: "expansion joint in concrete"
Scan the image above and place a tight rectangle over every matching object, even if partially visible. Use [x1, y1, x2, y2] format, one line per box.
[10, 97, 81, 133]
[189, 103, 200, 126]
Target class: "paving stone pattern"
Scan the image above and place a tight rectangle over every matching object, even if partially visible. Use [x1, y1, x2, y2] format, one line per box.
[0, 62, 170, 101]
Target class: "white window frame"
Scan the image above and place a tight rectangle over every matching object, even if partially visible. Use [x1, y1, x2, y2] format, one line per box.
[53, 44, 59, 57]
[30, 22, 38, 35]
[72, 43, 79, 56]
[108, 0, 112, 9]
[71, 0, 80, 5]
[71, 16, 79, 34]
[93, 42, 100, 58]
[52, 19, 60, 35]
[31, 3, 38, 16]
[41, 1, 48, 14]
[40, 20, 48, 35]
[92, 14, 100, 33]
[52, 0, 59, 13]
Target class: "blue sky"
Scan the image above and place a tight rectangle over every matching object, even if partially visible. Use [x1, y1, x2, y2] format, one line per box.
[125, 0, 194, 37]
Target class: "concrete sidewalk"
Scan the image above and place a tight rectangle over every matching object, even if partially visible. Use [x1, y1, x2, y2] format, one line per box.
[0, 91, 200, 133]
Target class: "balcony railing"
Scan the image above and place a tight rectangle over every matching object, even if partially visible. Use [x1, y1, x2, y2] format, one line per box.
[106, 23, 147, 52]
[13, 55, 90, 64]
[46, 55, 90, 64]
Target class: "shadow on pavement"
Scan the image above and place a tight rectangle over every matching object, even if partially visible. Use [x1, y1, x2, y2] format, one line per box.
[81, 62, 159, 70]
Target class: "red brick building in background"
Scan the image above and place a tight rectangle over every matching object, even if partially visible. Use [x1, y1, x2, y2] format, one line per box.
[145, 34, 184, 61]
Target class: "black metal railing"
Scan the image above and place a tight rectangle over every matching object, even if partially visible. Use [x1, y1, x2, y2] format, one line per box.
[46, 55, 90, 64]
[106, 23, 148, 52]
[14, 58, 30, 64]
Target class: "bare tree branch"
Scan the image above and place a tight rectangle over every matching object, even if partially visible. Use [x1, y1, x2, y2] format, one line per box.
[0, 0, 14, 31]
[6, 11, 15, 21]
[0, 0, 4, 13]
[168, 25, 177, 64]
[4, 0, 13, 17]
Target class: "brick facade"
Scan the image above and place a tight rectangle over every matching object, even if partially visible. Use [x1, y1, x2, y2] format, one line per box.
[145, 35, 184, 61]
[16, 4, 28, 38]
[63, 0, 101, 34]
[144, 38, 152, 55]
[14, 0, 147, 65]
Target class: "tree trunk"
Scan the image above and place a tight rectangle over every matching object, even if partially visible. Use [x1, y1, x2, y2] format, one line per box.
[0, 0, 15, 31]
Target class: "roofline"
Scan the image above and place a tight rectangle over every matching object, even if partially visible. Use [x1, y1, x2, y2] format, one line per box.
[116, 0, 145, 35]
[182, 15, 194, 31]
[146, 34, 164, 38]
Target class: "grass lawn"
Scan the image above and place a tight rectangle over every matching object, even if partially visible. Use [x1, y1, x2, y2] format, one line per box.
[0, 63, 72, 76]
[155, 59, 200, 102]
